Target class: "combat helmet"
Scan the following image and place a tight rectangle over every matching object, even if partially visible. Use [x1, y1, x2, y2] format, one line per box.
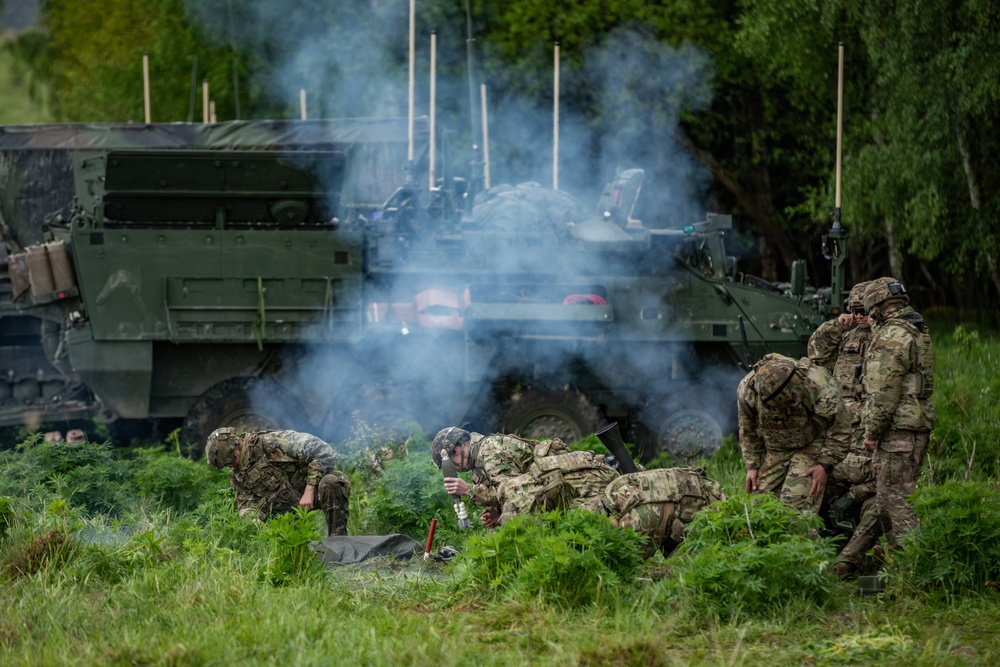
[431, 427, 470, 468]
[205, 427, 239, 468]
[847, 280, 872, 313]
[863, 277, 908, 322]
[752, 353, 800, 407]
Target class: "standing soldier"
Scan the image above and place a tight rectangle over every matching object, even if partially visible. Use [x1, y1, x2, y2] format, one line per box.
[808, 281, 881, 577]
[737, 353, 851, 514]
[860, 277, 935, 549]
[205, 427, 351, 536]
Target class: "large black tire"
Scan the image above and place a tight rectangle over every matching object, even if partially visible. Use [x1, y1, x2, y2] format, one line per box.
[635, 392, 729, 462]
[498, 388, 603, 445]
[181, 377, 311, 457]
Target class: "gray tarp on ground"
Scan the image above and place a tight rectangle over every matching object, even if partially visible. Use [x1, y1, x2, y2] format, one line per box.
[313, 534, 423, 564]
[0, 117, 429, 247]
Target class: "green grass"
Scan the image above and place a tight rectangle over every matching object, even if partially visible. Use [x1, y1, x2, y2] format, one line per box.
[0, 321, 998, 665]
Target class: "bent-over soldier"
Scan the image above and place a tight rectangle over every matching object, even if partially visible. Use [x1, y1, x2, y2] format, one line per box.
[205, 427, 351, 536]
[738, 353, 851, 514]
[601, 467, 725, 558]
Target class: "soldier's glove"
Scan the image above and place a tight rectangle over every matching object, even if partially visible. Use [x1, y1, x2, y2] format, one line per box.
[830, 493, 857, 525]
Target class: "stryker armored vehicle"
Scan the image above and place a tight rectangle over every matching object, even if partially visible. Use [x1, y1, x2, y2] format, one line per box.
[0, 121, 842, 460]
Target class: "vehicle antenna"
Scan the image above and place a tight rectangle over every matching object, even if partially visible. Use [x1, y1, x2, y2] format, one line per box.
[429, 30, 437, 190]
[553, 42, 560, 191]
[464, 0, 482, 200]
[821, 42, 849, 315]
[481, 83, 491, 189]
[407, 0, 416, 184]
[142, 53, 151, 124]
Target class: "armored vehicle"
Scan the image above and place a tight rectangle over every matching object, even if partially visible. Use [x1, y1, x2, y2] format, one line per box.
[1, 121, 839, 460]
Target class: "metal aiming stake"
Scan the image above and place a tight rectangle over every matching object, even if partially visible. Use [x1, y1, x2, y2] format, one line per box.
[142, 53, 151, 124]
[300, 89, 307, 120]
[481, 83, 491, 189]
[429, 31, 437, 190]
[553, 42, 560, 191]
[202, 80, 209, 124]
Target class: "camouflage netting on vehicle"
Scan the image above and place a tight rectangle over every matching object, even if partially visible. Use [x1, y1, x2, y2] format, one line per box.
[468, 182, 591, 240]
[0, 118, 429, 248]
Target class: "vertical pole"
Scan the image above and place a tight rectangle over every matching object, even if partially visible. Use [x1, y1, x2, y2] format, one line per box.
[142, 53, 151, 124]
[429, 31, 437, 190]
[407, 0, 415, 165]
[553, 42, 560, 191]
[834, 43, 844, 228]
[481, 83, 491, 190]
[210, 100, 217, 123]
[202, 80, 209, 123]
[300, 89, 308, 120]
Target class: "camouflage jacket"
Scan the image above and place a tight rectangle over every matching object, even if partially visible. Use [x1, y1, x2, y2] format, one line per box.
[808, 319, 872, 423]
[737, 357, 852, 470]
[230, 430, 339, 519]
[862, 306, 936, 439]
[494, 450, 620, 518]
[466, 433, 569, 508]
[601, 467, 725, 556]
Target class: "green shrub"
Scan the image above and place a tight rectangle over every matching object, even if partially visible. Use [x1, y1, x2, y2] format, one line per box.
[0, 496, 15, 541]
[452, 510, 646, 608]
[352, 444, 454, 540]
[262, 508, 324, 586]
[653, 493, 837, 617]
[887, 480, 1000, 598]
[131, 447, 222, 513]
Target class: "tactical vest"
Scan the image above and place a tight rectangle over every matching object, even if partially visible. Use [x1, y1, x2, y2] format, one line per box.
[833, 328, 871, 419]
[234, 433, 302, 513]
[881, 312, 935, 431]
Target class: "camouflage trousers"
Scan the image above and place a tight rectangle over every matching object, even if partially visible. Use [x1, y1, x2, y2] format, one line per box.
[495, 466, 619, 524]
[874, 429, 929, 548]
[754, 442, 822, 514]
[267, 472, 351, 536]
[823, 450, 881, 565]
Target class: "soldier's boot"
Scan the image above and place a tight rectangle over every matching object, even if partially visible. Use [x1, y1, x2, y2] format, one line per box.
[326, 506, 349, 537]
[833, 560, 859, 580]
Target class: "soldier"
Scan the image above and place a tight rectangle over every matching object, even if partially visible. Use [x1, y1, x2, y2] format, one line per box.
[205, 427, 351, 536]
[737, 353, 851, 514]
[600, 467, 726, 558]
[491, 450, 621, 523]
[431, 426, 616, 526]
[808, 282, 881, 578]
[860, 277, 935, 549]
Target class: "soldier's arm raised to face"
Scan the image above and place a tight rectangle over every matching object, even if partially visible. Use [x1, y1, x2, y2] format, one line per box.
[861, 330, 909, 442]
[807, 318, 847, 372]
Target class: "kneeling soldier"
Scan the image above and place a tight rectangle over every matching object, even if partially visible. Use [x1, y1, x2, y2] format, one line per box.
[601, 467, 726, 558]
[205, 427, 351, 536]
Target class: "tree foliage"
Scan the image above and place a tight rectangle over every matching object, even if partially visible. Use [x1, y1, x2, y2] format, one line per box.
[7, 0, 1000, 307]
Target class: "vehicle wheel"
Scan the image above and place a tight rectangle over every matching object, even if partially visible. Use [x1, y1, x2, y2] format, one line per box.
[637, 402, 724, 461]
[498, 388, 603, 445]
[336, 380, 426, 445]
[181, 377, 311, 458]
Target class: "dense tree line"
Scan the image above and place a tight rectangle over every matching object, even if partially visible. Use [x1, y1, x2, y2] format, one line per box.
[7, 0, 1000, 311]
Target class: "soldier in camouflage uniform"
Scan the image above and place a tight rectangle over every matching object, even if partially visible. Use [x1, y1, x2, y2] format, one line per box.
[600, 467, 726, 558]
[860, 278, 935, 549]
[808, 282, 881, 577]
[431, 426, 617, 526]
[491, 450, 621, 523]
[737, 353, 851, 514]
[205, 427, 351, 536]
